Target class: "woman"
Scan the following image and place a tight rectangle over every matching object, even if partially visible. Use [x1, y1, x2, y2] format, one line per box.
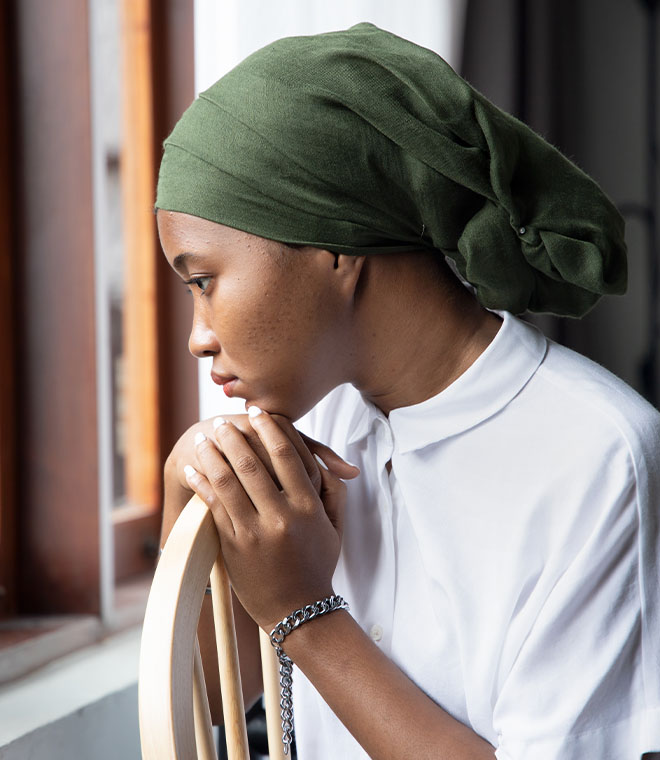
[156, 23, 660, 759]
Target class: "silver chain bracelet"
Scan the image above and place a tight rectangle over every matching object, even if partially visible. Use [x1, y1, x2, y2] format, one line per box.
[269, 594, 349, 755]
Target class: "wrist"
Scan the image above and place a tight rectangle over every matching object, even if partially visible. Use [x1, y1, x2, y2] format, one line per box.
[268, 594, 348, 645]
[266, 593, 350, 755]
[260, 587, 336, 636]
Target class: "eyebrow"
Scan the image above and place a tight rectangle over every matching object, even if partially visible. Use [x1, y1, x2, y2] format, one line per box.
[171, 252, 207, 273]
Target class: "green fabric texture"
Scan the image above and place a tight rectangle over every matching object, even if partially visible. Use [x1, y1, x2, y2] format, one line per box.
[156, 22, 627, 317]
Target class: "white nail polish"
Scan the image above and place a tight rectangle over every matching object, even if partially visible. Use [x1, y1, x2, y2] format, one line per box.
[194, 432, 206, 446]
[184, 464, 196, 478]
[213, 416, 227, 429]
[314, 453, 329, 470]
[247, 405, 263, 418]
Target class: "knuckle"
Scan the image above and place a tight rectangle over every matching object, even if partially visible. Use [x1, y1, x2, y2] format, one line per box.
[210, 469, 233, 490]
[237, 524, 260, 546]
[235, 453, 259, 476]
[327, 479, 347, 499]
[272, 516, 293, 539]
[301, 495, 321, 512]
[271, 440, 297, 460]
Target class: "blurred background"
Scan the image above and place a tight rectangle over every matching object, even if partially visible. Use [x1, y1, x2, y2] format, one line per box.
[0, 0, 657, 757]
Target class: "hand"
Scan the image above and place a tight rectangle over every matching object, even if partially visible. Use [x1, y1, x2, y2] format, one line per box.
[162, 413, 359, 537]
[165, 413, 358, 494]
[184, 408, 349, 631]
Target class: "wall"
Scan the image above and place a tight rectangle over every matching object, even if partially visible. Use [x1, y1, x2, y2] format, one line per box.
[464, 0, 657, 403]
[561, 0, 650, 393]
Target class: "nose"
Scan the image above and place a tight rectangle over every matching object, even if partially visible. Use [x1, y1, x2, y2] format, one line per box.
[188, 306, 220, 358]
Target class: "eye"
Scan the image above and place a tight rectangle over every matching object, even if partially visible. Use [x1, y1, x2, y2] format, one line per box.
[184, 276, 212, 295]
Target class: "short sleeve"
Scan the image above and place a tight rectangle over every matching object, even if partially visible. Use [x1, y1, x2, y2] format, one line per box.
[492, 454, 660, 759]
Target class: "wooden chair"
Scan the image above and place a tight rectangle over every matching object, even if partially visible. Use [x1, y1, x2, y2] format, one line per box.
[138, 494, 285, 759]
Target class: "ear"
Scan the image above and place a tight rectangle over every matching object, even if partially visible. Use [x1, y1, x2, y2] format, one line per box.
[332, 252, 367, 299]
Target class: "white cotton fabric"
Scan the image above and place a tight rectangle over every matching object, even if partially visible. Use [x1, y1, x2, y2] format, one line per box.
[293, 311, 660, 760]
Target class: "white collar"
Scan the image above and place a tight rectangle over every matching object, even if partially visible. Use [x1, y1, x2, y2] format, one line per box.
[346, 312, 548, 453]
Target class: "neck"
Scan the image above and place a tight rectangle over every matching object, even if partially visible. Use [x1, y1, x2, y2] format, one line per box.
[350, 254, 502, 416]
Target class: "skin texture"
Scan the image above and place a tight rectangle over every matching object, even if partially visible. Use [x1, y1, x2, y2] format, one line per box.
[161, 212, 363, 420]
[157, 209, 500, 758]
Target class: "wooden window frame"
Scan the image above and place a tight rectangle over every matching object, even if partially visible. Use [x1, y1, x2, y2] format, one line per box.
[0, 0, 198, 676]
[113, 0, 199, 582]
[0, 0, 17, 620]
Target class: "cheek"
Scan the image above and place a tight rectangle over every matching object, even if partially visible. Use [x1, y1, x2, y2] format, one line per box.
[218, 265, 343, 371]
[214, 279, 294, 358]
[239, 290, 288, 354]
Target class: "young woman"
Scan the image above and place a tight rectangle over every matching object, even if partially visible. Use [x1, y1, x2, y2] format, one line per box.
[155, 24, 660, 760]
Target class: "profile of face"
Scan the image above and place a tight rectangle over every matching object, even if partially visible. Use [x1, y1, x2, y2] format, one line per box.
[157, 210, 362, 420]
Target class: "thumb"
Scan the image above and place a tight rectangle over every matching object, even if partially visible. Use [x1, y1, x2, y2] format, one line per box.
[305, 435, 360, 480]
[315, 455, 347, 538]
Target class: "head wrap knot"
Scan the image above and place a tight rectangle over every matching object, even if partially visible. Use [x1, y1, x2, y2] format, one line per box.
[156, 22, 626, 317]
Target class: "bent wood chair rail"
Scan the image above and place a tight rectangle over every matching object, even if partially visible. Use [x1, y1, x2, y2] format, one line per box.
[138, 494, 285, 759]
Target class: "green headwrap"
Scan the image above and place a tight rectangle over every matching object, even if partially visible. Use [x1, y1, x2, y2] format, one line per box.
[156, 23, 626, 317]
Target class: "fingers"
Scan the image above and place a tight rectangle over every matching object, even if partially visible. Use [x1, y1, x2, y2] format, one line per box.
[208, 418, 283, 514]
[270, 414, 323, 493]
[247, 407, 320, 506]
[204, 414, 281, 486]
[183, 463, 235, 536]
[192, 426, 275, 526]
[314, 456, 347, 538]
[183, 411, 358, 531]
[300, 433, 360, 480]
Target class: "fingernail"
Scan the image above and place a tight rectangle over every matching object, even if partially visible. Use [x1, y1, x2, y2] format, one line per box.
[184, 464, 196, 479]
[213, 416, 227, 429]
[194, 432, 206, 446]
[247, 405, 263, 418]
[345, 460, 359, 469]
[314, 453, 329, 471]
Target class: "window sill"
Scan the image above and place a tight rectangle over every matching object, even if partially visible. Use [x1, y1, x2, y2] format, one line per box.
[0, 625, 142, 757]
[0, 573, 151, 686]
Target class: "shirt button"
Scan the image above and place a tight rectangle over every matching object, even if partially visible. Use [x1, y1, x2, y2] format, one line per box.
[369, 624, 383, 643]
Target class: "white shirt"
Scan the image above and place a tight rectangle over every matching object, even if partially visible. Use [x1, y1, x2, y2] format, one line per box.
[294, 312, 660, 759]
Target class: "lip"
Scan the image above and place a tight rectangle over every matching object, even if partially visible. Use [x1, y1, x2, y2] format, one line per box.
[211, 371, 239, 398]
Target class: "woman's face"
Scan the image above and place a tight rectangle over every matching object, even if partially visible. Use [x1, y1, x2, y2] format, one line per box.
[157, 210, 357, 420]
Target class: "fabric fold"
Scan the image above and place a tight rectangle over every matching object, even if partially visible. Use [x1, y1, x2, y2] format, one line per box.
[156, 22, 627, 317]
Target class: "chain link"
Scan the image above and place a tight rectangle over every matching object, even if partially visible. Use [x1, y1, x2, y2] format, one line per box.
[269, 595, 349, 755]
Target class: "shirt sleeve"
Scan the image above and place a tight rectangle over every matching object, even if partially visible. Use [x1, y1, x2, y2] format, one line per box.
[492, 455, 660, 760]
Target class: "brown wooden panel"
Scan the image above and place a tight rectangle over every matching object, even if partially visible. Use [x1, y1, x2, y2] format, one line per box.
[14, 0, 99, 614]
[152, 0, 199, 458]
[0, 1, 17, 619]
[113, 505, 160, 582]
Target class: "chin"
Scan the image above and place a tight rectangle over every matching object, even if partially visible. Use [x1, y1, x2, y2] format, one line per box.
[244, 394, 314, 423]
